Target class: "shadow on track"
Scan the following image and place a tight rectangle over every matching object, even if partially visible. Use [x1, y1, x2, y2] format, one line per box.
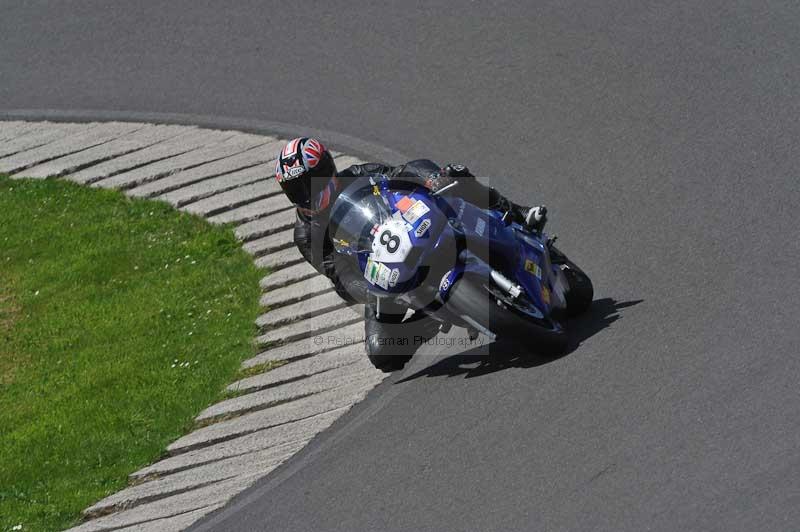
[397, 297, 643, 382]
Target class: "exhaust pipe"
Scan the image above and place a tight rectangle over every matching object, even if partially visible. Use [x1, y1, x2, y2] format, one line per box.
[491, 270, 521, 299]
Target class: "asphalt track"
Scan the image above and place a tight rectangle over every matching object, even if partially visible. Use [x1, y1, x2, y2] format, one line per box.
[3, 1, 800, 530]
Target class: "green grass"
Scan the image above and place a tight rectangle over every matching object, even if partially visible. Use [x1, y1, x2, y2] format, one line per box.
[0, 174, 263, 531]
[233, 360, 287, 381]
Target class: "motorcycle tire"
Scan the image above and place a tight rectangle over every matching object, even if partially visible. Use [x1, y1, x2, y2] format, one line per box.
[364, 299, 415, 373]
[446, 275, 568, 356]
[561, 264, 593, 317]
[366, 350, 413, 373]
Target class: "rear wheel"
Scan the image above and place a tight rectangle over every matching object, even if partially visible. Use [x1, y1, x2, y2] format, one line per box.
[446, 275, 567, 355]
[562, 265, 593, 317]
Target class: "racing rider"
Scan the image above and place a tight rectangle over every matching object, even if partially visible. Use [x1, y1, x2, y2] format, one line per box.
[275, 137, 548, 372]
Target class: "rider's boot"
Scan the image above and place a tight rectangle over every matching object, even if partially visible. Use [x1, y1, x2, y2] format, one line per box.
[523, 205, 548, 233]
[506, 201, 548, 233]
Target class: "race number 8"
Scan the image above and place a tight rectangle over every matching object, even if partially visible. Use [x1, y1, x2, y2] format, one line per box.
[379, 230, 400, 253]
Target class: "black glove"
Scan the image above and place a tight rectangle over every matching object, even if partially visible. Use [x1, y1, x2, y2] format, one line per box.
[423, 163, 473, 193]
[442, 163, 473, 178]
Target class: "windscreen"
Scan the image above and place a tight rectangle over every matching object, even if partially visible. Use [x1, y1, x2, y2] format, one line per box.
[328, 176, 393, 256]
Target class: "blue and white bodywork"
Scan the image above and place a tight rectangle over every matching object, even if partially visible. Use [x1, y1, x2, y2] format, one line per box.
[329, 175, 571, 344]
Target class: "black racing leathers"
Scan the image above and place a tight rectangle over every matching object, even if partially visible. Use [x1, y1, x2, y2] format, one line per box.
[291, 159, 527, 370]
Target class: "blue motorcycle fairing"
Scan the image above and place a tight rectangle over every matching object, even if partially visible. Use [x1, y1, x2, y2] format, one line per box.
[438, 198, 556, 315]
[329, 175, 560, 322]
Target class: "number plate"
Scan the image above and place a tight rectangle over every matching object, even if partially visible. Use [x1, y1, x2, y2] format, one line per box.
[370, 219, 413, 263]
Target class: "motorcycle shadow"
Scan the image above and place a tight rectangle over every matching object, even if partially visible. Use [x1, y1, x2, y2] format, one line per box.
[397, 297, 643, 382]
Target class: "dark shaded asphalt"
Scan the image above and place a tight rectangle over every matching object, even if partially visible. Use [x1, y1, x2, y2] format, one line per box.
[3, 1, 800, 530]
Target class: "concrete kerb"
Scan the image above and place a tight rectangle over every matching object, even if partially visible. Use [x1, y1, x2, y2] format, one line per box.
[0, 118, 389, 531]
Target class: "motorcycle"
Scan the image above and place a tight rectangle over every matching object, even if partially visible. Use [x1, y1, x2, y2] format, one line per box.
[328, 174, 593, 368]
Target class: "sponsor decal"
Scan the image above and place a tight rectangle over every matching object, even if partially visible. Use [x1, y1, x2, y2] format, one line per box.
[402, 200, 431, 224]
[541, 285, 551, 305]
[414, 218, 432, 237]
[332, 238, 350, 251]
[364, 257, 380, 284]
[439, 270, 453, 292]
[392, 211, 414, 232]
[524, 259, 542, 279]
[389, 268, 400, 287]
[364, 258, 393, 290]
[286, 165, 305, 178]
[376, 263, 392, 290]
[396, 196, 415, 213]
[475, 217, 486, 236]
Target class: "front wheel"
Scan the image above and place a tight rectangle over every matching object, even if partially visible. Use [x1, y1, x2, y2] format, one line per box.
[445, 275, 567, 356]
[366, 348, 413, 373]
[364, 297, 415, 373]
